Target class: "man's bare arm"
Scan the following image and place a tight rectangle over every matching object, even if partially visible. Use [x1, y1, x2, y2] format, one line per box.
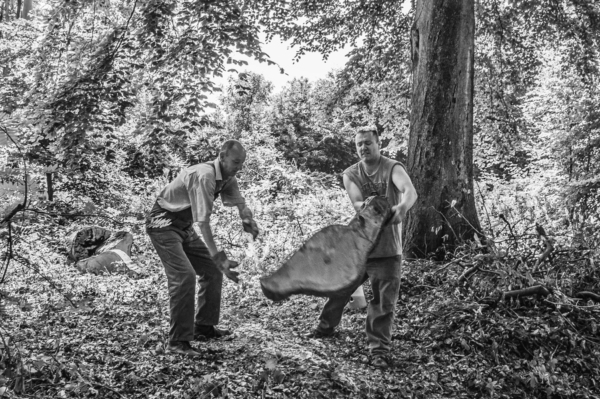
[236, 203, 252, 219]
[197, 220, 241, 282]
[197, 221, 219, 257]
[343, 174, 365, 212]
[390, 164, 418, 224]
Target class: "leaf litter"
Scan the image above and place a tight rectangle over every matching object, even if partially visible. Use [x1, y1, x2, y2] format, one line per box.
[1, 213, 599, 398]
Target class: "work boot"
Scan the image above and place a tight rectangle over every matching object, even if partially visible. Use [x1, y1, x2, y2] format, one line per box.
[166, 341, 202, 357]
[194, 325, 232, 341]
[370, 354, 391, 369]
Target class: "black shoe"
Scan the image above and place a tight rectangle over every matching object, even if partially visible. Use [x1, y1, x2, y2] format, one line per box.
[304, 329, 337, 339]
[370, 354, 391, 369]
[166, 341, 202, 357]
[194, 325, 232, 340]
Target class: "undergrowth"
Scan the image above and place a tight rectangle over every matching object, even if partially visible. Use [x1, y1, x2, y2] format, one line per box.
[1, 156, 599, 398]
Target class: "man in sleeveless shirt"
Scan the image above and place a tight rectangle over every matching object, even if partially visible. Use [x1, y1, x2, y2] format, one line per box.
[306, 127, 417, 369]
[146, 140, 259, 356]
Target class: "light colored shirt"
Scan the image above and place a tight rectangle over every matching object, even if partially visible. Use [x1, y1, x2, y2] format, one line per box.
[156, 159, 245, 223]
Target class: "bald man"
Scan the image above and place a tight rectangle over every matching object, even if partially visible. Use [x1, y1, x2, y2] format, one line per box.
[146, 140, 259, 356]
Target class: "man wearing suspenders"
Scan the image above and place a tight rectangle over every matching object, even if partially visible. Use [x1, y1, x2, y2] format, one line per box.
[307, 127, 417, 369]
[146, 140, 259, 356]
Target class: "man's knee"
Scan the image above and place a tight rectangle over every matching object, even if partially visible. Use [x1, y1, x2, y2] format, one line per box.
[201, 267, 223, 282]
[372, 279, 399, 305]
[169, 269, 196, 295]
[212, 270, 223, 284]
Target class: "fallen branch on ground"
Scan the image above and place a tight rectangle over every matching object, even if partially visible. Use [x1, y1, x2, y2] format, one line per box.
[501, 285, 551, 301]
[458, 265, 479, 285]
[499, 214, 518, 249]
[436, 256, 470, 272]
[574, 291, 600, 303]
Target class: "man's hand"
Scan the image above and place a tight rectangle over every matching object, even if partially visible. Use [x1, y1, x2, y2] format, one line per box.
[239, 206, 259, 240]
[391, 204, 408, 224]
[242, 218, 259, 240]
[212, 251, 240, 283]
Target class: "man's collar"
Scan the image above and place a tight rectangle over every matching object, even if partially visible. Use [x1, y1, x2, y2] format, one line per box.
[213, 158, 223, 181]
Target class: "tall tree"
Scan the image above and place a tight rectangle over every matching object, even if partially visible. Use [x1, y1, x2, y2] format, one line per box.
[404, 0, 481, 257]
[252, 0, 600, 257]
[253, 0, 480, 256]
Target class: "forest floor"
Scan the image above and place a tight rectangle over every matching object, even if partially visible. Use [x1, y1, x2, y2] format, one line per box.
[1, 221, 600, 399]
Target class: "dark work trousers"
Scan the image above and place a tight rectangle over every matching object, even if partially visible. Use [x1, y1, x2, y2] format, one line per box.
[316, 256, 402, 354]
[147, 225, 222, 342]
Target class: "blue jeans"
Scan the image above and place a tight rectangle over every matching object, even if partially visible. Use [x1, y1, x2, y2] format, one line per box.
[147, 225, 222, 342]
[316, 256, 402, 354]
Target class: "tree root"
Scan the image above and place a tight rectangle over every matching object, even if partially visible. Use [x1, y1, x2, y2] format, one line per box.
[574, 291, 600, 303]
[480, 285, 553, 306]
[458, 265, 479, 285]
[501, 285, 551, 300]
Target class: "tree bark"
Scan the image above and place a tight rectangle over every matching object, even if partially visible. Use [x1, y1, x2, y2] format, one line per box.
[22, 0, 31, 19]
[405, 0, 482, 258]
[0, 0, 9, 24]
[46, 172, 53, 201]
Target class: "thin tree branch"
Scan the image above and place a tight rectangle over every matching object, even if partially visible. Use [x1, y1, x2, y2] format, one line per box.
[110, 0, 138, 63]
[24, 208, 145, 226]
[0, 221, 12, 284]
[498, 213, 517, 249]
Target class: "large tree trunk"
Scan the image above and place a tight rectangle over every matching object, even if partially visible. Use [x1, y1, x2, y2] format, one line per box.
[22, 0, 32, 19]
[404, 0, 482, 258]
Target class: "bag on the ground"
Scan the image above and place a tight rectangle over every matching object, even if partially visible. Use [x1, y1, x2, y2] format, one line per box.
[68, 226, 112, 262]
[70, 227, 139, 275]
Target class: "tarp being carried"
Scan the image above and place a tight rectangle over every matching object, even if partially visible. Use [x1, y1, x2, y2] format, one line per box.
[260, 196, 392, 301]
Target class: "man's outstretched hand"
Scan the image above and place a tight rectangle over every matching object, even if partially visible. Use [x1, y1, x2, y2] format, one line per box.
[390, 204, 408, 225]
[212, 251, 240, 283]
[242, 218, 259, 240]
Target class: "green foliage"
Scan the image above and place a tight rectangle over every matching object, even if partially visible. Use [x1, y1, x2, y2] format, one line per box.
[248, 0, 414, 162]
[269, 77, 355, 174]
[249, 0, 413, 80]
[473, 45, 600, 250]
[1, 183, 598, 398]
[1, 0, 276, 172]
[221, 72, 274, 137]
[3, 1, 600, 397]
